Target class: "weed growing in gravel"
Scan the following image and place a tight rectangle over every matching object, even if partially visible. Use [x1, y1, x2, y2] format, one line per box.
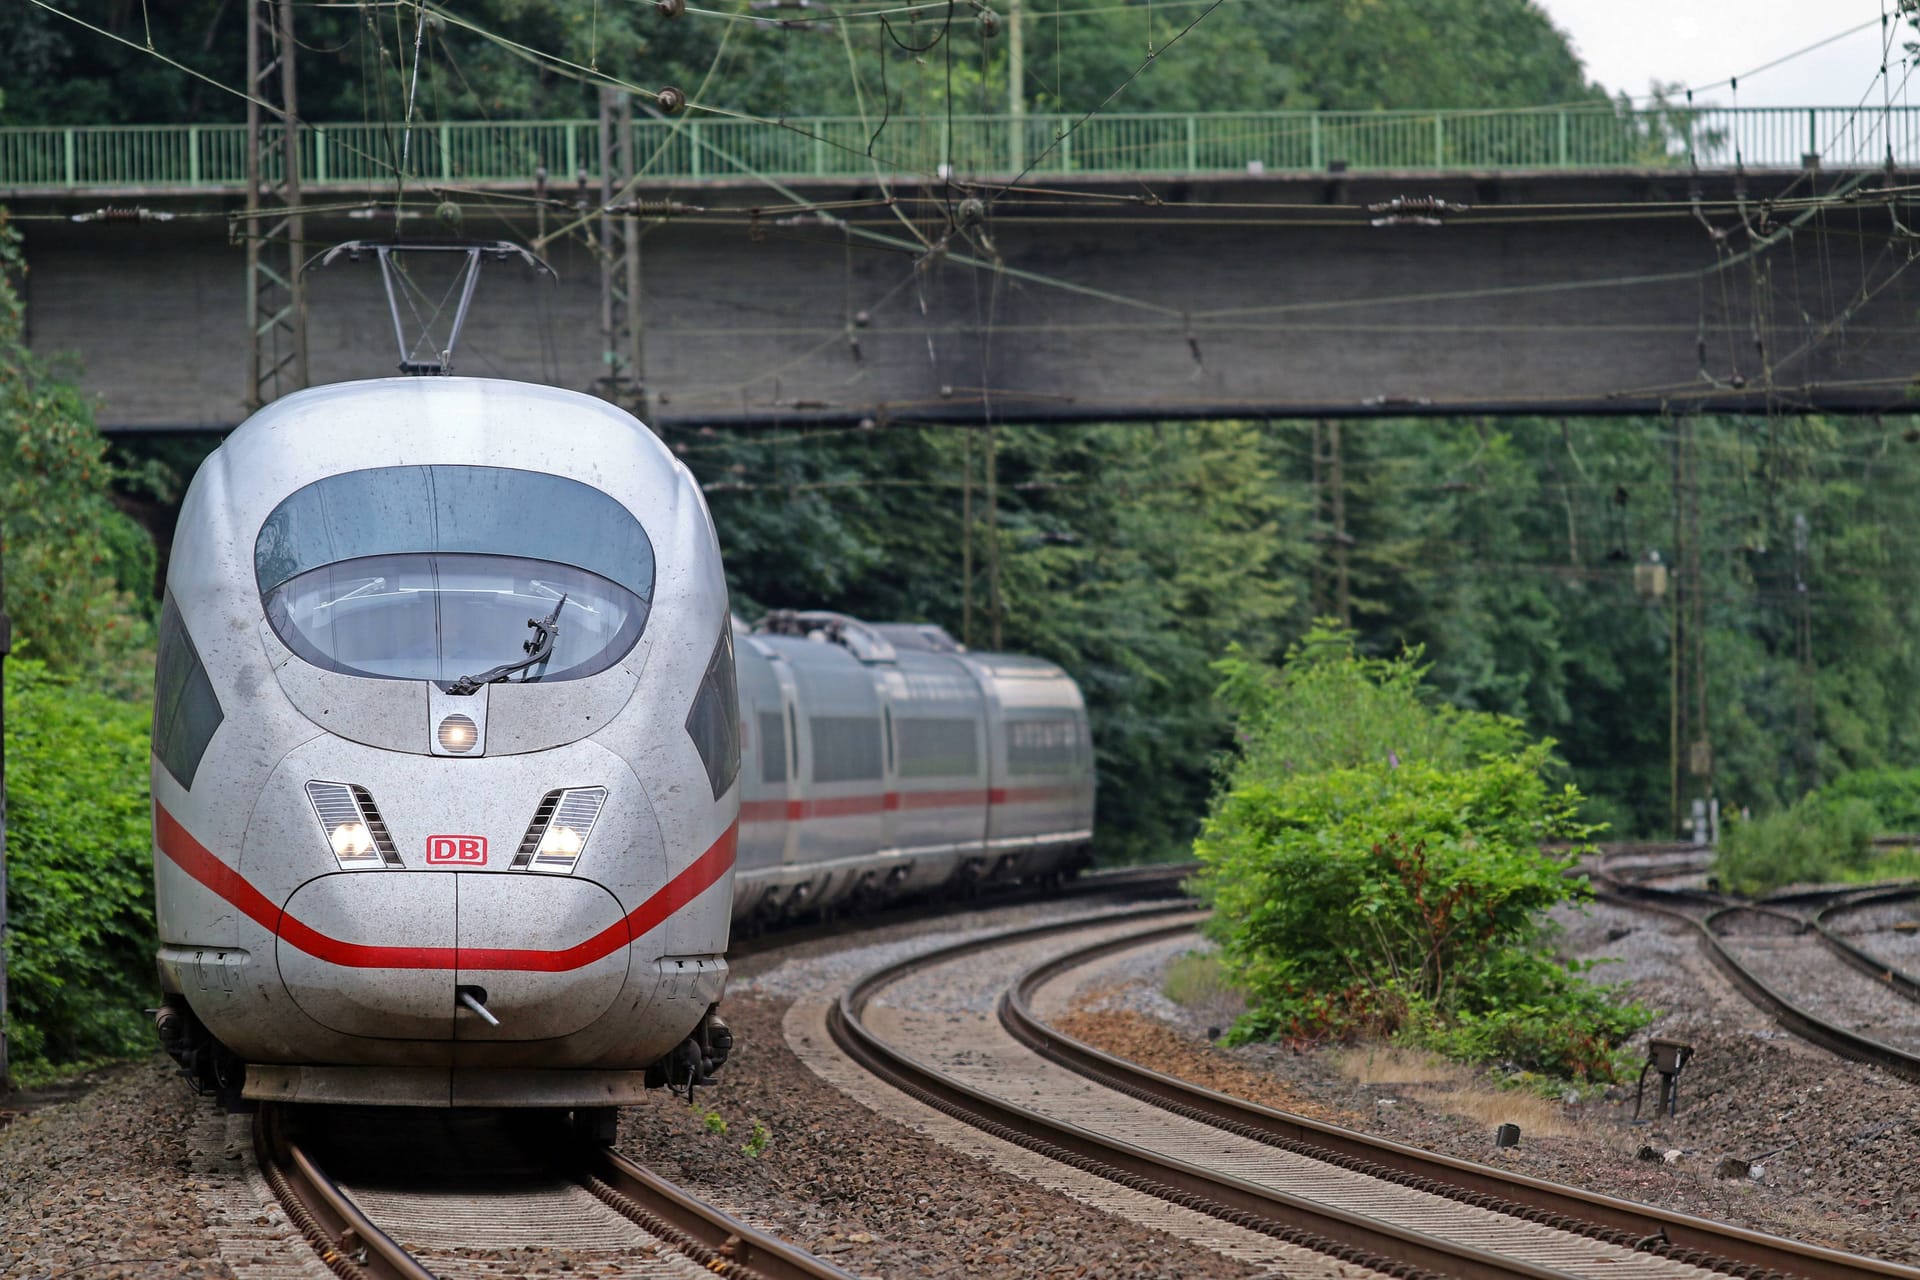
[1161, 951, 1246, 1017]
[702, 1110, 729, 1136]
[741, 1120, 770, 1158]
[1193, 625, 1651, 1083]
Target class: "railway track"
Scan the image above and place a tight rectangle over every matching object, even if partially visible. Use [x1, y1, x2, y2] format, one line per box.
[253, 1103, 855, 1280]
[827, 907, 1920, 1280]
[1592, 873, 1920, 1085]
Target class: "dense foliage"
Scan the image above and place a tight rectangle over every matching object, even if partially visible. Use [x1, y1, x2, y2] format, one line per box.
[0, 216, 156, 693]
[1193, 629, 1648, 1081]
[2, 661, 155, 1081]
[673, 414, 1920, 853]
[0, 2, 1604, 127]
[1713, 766, 1920, 894]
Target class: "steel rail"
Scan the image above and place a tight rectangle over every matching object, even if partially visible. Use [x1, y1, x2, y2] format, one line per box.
[1595, 878, 1920, 1087]
[587, 1147, 859, 1280]
[1002, 920, 1920, 1280]
[254, 1104, 436, 1280]
[830, 907, 1642, 1280]
[1812, 888, 1920, 1003]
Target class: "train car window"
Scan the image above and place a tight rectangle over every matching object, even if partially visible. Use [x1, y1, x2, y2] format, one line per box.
[1006, 718, 1077, 776]
[882, 706, 895, 775]
[809, 716, 883, 783]
[759, 711, 788, 785]
[787, 704, 799, 778]
[896, 717, 980, 778]
[152, 594, 224, 789]
[685, 626, 742, 800]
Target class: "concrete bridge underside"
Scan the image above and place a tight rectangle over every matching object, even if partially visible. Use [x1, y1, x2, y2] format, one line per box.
[15, 168, 1920, 430]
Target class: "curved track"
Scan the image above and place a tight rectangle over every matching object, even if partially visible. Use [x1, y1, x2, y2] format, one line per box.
[1593, 874, 1920, 1085]
[826, 908, 1920, 1280]
[1001, 919, 1920, 1280]
[1812, 888, 1920, 1002]
[254, 1104, 854, 1280]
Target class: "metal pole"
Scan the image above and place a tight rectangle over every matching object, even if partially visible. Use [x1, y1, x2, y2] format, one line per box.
[245, 3, 263, 409]
[986, 425, 1002, 651]
[1007, 0, 1025, 173]
[962, 430, 974, 649]
[1329, 421, 1349, 627]
[278, 0, 308, 390]
[1669, 416, 1682, 835]
[1, 548, 11, 1088]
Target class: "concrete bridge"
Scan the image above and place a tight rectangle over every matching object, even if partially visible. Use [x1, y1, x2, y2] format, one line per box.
[7, 107, 1920, 430]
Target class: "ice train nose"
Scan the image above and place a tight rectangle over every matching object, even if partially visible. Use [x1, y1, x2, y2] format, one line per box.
[276, 872, 631, 1042]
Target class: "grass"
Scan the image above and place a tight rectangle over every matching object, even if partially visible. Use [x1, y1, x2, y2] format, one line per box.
[1161, 949, 1247, 1022]
[1332, 1042, 1579, 1137]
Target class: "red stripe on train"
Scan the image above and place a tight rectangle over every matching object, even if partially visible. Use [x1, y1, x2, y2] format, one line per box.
[154, 803, 736, 972]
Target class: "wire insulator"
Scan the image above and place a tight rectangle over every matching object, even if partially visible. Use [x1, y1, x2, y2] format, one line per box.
[70, 206, 175, 224]
[606, 199, 703, 218]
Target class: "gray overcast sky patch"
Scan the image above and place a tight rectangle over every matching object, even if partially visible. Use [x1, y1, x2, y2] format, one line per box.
[1534, 0, 1907, 108]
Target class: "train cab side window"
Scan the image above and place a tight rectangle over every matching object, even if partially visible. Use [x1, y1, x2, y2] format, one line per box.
[153, 594, 225, 789]
[760, 711, 788, 785]
[686, 625, 742, 800]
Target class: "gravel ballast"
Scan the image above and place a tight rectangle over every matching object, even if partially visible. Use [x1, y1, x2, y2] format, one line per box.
[8, 889, 1919, 1275]
[1051, 899, 1920, 1264]
[0, 1059, 230, 1280]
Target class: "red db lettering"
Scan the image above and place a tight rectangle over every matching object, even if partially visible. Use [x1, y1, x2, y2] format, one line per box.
[426, 835, 488, 865]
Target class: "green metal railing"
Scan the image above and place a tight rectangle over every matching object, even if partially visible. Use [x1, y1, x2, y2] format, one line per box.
[4, 107, 1917, 190]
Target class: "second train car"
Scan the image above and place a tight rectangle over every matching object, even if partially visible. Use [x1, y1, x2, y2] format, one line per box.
[731, 610, 1095, 925]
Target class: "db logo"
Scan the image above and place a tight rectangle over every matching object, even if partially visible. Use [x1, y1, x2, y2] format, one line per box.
[426, 835, 488, 865]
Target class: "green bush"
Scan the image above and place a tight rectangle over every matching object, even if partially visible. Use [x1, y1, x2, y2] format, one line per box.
[1713, 793, 1881, 895]
[1194, 625, 1649, 1082]
[1815, 767, 1920, 833]
[3, 659, 155, 1082]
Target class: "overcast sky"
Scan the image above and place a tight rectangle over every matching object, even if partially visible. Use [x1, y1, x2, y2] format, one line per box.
[1535, 0, 1907, 107]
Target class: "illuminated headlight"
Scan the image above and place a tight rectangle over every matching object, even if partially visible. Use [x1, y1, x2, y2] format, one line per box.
[306, 781, 400, 869]
[437, 714, 479, 753]
[512, 787, 607, 874]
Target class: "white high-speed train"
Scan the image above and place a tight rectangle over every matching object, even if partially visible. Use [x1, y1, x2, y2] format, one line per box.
[150, 377, 1094, 1114]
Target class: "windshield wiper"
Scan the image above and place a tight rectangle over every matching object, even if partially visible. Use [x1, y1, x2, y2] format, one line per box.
[446, 594, 567, 696]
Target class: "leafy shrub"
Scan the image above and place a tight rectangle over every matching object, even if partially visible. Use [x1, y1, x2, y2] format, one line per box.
[1713, 793, 1881, 895]
[1815, 767, 1920, 833]
[3, 659, 155, 1081]
[1194, 625, 1649, 1082]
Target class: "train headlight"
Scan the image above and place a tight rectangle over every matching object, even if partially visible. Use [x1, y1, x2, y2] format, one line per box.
[512, 787, 607, 874]
[306, 781, 401, 869]
[437, 714, 479, 753]
[329, 821, 375, 860]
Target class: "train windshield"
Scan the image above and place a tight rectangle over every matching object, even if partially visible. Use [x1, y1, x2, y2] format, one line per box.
[255, 466, 653, 684]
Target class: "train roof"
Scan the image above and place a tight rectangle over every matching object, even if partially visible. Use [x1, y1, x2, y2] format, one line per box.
[188, 377, 691, 539]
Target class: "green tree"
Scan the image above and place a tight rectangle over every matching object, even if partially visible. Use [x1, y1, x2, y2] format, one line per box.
[0, 214, 154, 691]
